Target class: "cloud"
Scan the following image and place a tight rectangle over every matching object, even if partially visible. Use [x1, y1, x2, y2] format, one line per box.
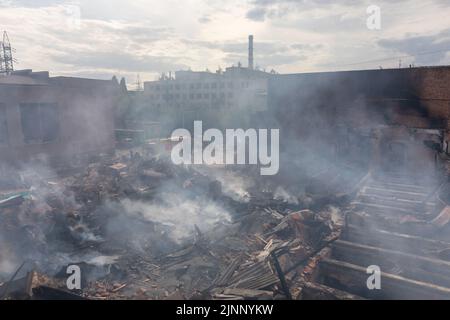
[0, 0, 67, 7]
[246, 7, 267, 21]
[198, 15, 211, 24]
[291, 43, 323, 51]
[222, 41, 288, 54]
[244, 0, 362, 21]
[378, 29, 450, 65]
[51, 51, 188, 73]
[0, 0, 449, 81]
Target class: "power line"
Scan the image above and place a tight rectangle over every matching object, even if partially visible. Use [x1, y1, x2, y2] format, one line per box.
[333, 47, 450, 69]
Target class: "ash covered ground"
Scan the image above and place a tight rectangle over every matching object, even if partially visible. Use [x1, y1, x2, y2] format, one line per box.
[0, 149, 363, 300]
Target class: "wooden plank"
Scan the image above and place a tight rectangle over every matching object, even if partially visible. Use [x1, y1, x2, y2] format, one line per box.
[344, 224, 450, 259]
[331, 240, 450, 278]
[351, 202, 418, 215]
[362, 187, 428, 201]
[367, 182, 429, 194]
[300, 281, 366, 300]
[320, 258, 450, 300]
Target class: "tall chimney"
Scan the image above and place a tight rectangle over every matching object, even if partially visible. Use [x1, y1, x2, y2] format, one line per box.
[248, 35, 254, 70]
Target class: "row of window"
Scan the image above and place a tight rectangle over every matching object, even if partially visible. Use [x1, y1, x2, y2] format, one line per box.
[148, 81, 250, 91]
[0, 103, 60, 146]
[151, 101, 234, 110]
[149, 92, 234, 101]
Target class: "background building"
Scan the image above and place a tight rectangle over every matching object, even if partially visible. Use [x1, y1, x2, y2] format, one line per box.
[139, 36, 272, 134]
[0, 69, 118, 165]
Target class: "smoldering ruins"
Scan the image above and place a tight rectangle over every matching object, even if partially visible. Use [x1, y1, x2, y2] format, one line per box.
[2, 55, 450, 300]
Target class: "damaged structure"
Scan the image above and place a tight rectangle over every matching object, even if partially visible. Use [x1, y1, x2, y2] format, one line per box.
[130, 36, 272, 136]
[267, 65, 450, 299]
[0, 69, 117, 166]
[1, 63, 450, 300]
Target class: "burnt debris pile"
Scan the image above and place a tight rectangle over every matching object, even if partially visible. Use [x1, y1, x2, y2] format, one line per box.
[0, 151, 359, 300]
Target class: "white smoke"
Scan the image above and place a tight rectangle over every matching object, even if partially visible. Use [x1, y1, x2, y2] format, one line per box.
[194, 166, 253, 202]
[116, 193, 232, 243]
[0, 235, 17, 278]
[274, 186, 299, 205]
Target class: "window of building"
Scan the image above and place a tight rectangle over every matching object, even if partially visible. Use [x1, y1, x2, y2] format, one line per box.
[0, 104, 8, 146]
[211, 83, 217, 89]
[219, 82, 225, 89]
[241, 81, 249, 88]
[196, 93, 202, 99]
[189, 93, 194, 100]
[228, 92, 234, 98]
[227, 82, 233, 89]
[175, 84, 180, 90]
[196, 83, 201, 89]
[20, 103, 60, 144]
[204, 83, 209, 89]
[204, 93, 209, 99]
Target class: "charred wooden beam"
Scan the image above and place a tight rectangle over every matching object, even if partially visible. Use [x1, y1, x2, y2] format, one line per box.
[354, 195, 435, 212]
[361, 187, 428, 201]
[320, 258, 450, 300]
[300, 281, 366, 300]
[351, 202, 427, 217]
[367, 181, 430, 194]
[347, 211, 435, 237]
[271, 251, 292, 299]
[344, 224, 450, 259]
[32, 286, 87, 300]
[332, 240, 450, 277]
[331, 240, 450, 287]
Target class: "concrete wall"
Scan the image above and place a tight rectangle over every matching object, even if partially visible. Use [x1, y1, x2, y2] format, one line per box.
[0, 77, 116, 165]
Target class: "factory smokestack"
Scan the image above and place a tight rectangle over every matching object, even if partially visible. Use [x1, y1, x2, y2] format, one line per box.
[248, 35, 254, 70]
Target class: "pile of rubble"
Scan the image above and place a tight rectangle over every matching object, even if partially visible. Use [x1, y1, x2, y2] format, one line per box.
[0, 151, 356, 300]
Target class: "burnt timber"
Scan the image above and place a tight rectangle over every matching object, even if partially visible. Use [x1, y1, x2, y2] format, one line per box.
[304, 172, 450, 300]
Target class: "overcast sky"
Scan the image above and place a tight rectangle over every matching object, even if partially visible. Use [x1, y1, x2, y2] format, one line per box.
[0, 0, 449, 86]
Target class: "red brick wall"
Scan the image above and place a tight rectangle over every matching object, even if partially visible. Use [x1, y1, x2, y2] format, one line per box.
[410, 67, 450, 121]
